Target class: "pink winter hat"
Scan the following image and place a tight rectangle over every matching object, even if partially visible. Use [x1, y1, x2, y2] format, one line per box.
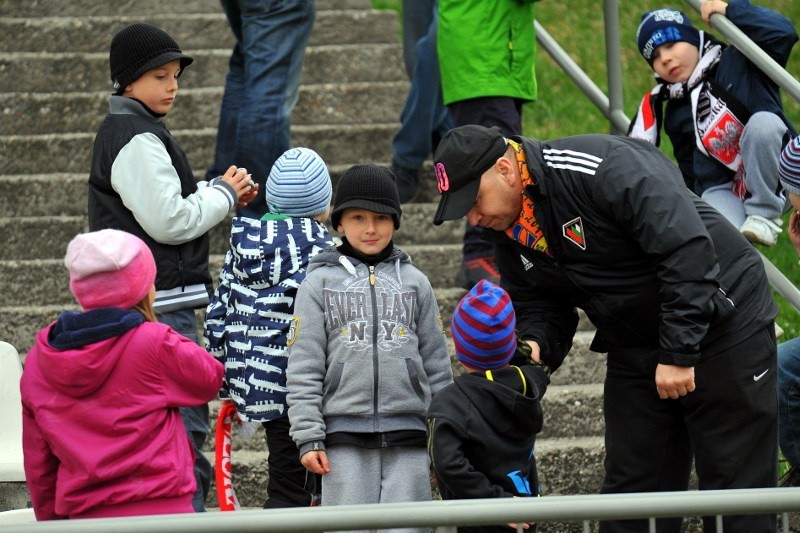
[64, 229, 156, 310]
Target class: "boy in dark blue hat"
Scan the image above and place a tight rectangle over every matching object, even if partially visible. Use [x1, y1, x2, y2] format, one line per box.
[629, 1, 798, 246]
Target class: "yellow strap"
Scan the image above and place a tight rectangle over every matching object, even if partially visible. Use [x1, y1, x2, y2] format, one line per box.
[486, 367, 527, 396]
[511, 365, 527, 396]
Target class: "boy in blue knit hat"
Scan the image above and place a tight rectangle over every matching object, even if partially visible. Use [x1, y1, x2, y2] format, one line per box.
[427, 280, 549, 533]
[628, 1, 797, 246]
[205, 146, 334, 508]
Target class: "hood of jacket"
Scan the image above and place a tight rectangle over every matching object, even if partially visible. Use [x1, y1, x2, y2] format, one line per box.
[453, 365, 546, 439]
[228, 216, 332, 289]
[35, 308, 144, 398]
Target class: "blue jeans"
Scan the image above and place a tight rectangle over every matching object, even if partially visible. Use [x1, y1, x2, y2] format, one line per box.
[779, 336, 800, 468]
[207, 0, 316, 218]
[157, 308, 212, 513]
[391, 0, 452, 172]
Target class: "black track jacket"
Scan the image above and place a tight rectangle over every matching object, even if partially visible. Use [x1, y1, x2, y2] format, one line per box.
[488, 134, 776, 370]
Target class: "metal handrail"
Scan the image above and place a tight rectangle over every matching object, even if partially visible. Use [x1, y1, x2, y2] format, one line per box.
[4, 488, 799, 532]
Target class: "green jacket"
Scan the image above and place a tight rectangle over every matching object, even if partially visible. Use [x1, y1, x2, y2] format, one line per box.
[438, 0, 538, 105]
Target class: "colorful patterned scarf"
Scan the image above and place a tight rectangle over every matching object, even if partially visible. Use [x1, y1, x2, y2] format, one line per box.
[504, 139, 551, 257]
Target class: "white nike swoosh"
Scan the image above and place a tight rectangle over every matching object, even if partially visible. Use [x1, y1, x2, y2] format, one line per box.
[753, 369, 769, 381]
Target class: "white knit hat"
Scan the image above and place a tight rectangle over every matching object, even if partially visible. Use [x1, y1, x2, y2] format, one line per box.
[265, 147, 332, 217]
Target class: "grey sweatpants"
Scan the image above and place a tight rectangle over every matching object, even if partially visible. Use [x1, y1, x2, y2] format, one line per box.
[322, 444, 432, 533]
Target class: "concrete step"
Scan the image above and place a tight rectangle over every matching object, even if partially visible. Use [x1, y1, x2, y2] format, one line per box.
[0, 10, 398, 54]
[4, 289, 477, 357]
[1, 0, 372, 17]
[0, 208, 463, 260]
[3, 244, 462, 306]
[0, 167, 442, 219]
[202, 436, 606, 509]
[0, 44, 404, 94]
[2, 82, 407, 136]
[1, 122, 400, 174]
[204, 381, 605, 457]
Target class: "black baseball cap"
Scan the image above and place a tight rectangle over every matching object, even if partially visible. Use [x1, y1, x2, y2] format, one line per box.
[432, 125, 508, 226]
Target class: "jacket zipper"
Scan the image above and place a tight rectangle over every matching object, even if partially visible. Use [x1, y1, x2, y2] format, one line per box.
[369, 265, 379, 432]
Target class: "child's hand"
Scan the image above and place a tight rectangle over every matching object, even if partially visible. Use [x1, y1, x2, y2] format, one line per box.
[301, 450, 330, 475]
[701, 0, 728, 25]
[221, 165, 259, 205]
[507, 497, 536, 530]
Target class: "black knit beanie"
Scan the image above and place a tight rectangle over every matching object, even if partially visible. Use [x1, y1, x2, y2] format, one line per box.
[331, 164, 402, 229]
[109, 23, 194, 94]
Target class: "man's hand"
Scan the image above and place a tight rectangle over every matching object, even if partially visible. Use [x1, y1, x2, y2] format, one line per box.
[525, 340, 541, 363]
[655, 364, 696, 399]
[300, 450, 330, 475]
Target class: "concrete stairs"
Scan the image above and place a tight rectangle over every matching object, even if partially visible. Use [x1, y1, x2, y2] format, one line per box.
[1, 1, 611, 530]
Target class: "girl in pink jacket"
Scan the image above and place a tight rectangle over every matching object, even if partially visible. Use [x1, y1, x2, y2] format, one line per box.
[21, 229, 224, 520]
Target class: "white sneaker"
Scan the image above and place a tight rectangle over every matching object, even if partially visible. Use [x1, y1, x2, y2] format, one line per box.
[739, 215, 783, 247]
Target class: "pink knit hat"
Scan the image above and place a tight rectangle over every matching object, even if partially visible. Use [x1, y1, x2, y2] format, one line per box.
[64, 229, 156, 310]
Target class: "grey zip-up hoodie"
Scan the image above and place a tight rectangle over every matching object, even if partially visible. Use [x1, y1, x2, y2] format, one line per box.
[286, 245, 453, 457]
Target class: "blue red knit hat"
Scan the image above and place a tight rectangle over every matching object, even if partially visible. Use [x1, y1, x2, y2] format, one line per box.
[452, 280, 517, 370]
[636, 8, 700, 65]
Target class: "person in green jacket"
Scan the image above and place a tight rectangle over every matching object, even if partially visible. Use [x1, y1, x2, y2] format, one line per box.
[437, 0, 539, 290]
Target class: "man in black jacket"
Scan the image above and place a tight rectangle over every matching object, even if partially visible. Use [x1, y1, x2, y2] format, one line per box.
[433, 125, 778, 533]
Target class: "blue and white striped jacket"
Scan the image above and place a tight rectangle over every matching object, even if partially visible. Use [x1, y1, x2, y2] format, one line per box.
[204, 215, 333, 422]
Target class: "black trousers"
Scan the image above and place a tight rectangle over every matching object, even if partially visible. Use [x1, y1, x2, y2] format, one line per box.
[599, 325, 778, 533]
[262, 416, 319, 508]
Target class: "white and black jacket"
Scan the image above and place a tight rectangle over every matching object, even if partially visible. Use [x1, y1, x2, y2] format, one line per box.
[88, 96, 238, 311]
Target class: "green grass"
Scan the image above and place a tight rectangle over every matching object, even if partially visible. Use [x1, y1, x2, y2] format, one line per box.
[373, 0, 800, 338]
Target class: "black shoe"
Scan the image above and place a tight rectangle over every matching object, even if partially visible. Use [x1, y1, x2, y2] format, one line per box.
[454, 257, 501, 290]
[390, 159, 421, 204]
[780, 466, 800, 487]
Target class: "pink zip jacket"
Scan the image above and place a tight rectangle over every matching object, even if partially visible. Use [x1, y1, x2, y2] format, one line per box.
[20, 308, 223, 520]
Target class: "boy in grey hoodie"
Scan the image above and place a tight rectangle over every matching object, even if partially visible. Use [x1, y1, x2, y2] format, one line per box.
[286, 164, 453, 529]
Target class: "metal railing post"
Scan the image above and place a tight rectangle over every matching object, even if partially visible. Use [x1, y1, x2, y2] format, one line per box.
[603, 0, 625, 135]
[534, 20, 628, 133]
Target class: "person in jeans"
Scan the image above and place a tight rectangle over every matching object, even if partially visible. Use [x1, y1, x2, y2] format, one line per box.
[390, 0, 453, 203]
[207, 0, 316, 218]
[776, 135, 800, 486]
